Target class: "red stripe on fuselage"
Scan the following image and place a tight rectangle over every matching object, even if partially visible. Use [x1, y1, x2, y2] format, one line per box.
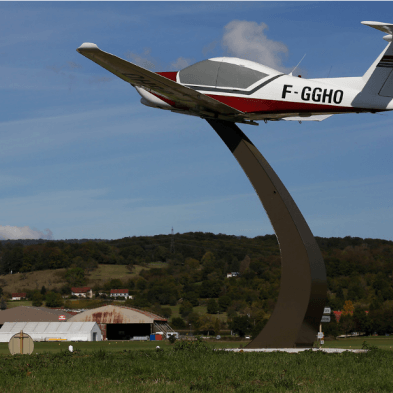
[156, 72, 178, 82]
[206, 94, 359, 114]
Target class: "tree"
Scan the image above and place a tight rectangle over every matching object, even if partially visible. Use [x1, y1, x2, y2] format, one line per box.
[353, 307, 372, 335]
[336, 287, 345, 301]
[323, 317, 340, 338]
[199, 280, 222, 298]
[218, 295, 231, 312]
[186, 312, 201, 330]
[171, 317, 186, 329]
[198, 315, 216, 335]
[0, 298, 6, 310]
[339, 314, 354, 336]
[45, 292, 64, 307]
[239, 255, 251, 274]
[161, 307, 172, 319]
[32, 292, 43, 307]
[40, 286, 47, 296]
[251, 319, 268, 339]
[214, 318, 221, 336]
[0, 287, 3, 297]
[183, 291, 199, 307]
[342, 300, 354, 316]
[109, 278, 123, 289]
[65, 267, 86, 287]
[207, 298, 219, 314]
[180, 301, 193, 318]
[229, 315, 252, 337]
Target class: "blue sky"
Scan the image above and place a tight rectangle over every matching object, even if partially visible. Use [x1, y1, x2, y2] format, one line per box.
[1, 1, 393, 241]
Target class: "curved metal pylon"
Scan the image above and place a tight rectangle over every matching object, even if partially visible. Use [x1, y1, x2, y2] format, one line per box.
[207, 119, 327, 348]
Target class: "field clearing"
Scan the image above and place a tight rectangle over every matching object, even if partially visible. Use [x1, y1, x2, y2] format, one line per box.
[87, 263, 166, 281]
[0, 269, 67, 294]
[87, 264, 133, 282]
[0, 263, 166, 296]
[0, 339, 392, 392]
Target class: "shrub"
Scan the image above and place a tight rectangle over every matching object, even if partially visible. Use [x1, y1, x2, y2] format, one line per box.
[171, 317, 186, 329]
[173, 337, 209, 352]
[168, 334, 177, 344]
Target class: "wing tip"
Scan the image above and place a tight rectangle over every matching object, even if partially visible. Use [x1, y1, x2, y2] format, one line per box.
[77, 43, 99, 52]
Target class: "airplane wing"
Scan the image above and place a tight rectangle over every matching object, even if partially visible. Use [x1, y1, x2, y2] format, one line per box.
[282, 115, 333, 122]
[76, 43, 244, 118]
[361, 21, 393, 35]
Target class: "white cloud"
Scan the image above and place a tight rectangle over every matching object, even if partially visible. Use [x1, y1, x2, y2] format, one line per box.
[0, 225, 53, 240]
[125, 48, 161, 71]
[221, 20, 289, 72]
[170, 57, 194, 70]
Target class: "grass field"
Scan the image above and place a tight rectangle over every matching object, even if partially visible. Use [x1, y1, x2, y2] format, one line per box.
[0, 262, 166, 296]
[0, 269, 67, 294]
[0, 339, 242, 355]
[0, 335, 391, 356]
[5, 300, 33, 309]
[0, 338, 392, 392]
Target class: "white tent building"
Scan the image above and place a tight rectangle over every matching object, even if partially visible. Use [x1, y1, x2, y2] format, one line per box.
[0, 322, 102, 342]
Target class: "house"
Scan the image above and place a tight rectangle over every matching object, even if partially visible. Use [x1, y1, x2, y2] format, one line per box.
[11, 293, 26, 301]
[110, 289, 132, 300]
[226, 272, 240, 278]
[71, 287, 92, 299]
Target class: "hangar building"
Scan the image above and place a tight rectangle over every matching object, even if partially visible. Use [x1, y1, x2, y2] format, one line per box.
[0, 322, 101, 342]
[68, 305, 173, 340]
[0, 307, 74, 329]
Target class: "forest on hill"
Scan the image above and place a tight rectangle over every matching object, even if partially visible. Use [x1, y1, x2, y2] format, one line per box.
[1, 232, 393, 337]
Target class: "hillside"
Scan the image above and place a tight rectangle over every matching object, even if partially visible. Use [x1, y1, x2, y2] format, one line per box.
[1, 232, 393, 336]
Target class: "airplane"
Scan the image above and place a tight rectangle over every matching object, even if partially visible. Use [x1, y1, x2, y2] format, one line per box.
[77, 21, 393, 126]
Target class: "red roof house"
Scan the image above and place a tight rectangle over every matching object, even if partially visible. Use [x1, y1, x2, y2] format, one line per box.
[11, 293, 27, 300]
[110, 289, 132, 299]
[71, 287, 92, 298]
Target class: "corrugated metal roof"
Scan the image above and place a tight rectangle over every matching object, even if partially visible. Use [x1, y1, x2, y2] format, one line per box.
[68, 305, 167, 324]
[0, 307, 74, 324]
[0, 322, 97, 334]
[0, 322, 101, 342]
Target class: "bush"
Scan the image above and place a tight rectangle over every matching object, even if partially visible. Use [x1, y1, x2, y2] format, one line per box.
[32, 292, 43, 307]
[173, 337, 209, 352]
[45, 292, 64, 307]
[180, 301, 193, 317]
[207, 299, 219, 314]
[171, 317, 187, 329]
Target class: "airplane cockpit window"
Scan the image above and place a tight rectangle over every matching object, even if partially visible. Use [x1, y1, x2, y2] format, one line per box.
[179, 60, 268, 89]
[216, 63, 267, 89]
[179, 60, 221, 86]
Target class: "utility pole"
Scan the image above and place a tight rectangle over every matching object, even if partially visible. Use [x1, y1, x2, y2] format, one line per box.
[170, 227, 175, 254]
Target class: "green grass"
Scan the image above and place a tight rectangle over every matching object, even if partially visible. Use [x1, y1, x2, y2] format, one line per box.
[87, 264, 133, 281]
[6, 300, 33, 309]
[323, 336, 393, 350]
[0, 340, 392, 392]
[0, 339, 241, 355]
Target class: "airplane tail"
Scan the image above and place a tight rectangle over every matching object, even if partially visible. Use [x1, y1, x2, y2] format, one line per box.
[361, 21, 393, 97]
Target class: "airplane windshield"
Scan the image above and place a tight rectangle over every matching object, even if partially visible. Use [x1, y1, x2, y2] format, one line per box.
[179, 60, 268, 89]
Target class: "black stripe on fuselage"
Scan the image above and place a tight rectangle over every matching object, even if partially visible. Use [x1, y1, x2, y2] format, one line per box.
[183, 74, 284, 96]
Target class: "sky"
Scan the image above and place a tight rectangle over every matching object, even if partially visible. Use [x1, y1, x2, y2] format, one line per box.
[1, 1, 393, 241]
